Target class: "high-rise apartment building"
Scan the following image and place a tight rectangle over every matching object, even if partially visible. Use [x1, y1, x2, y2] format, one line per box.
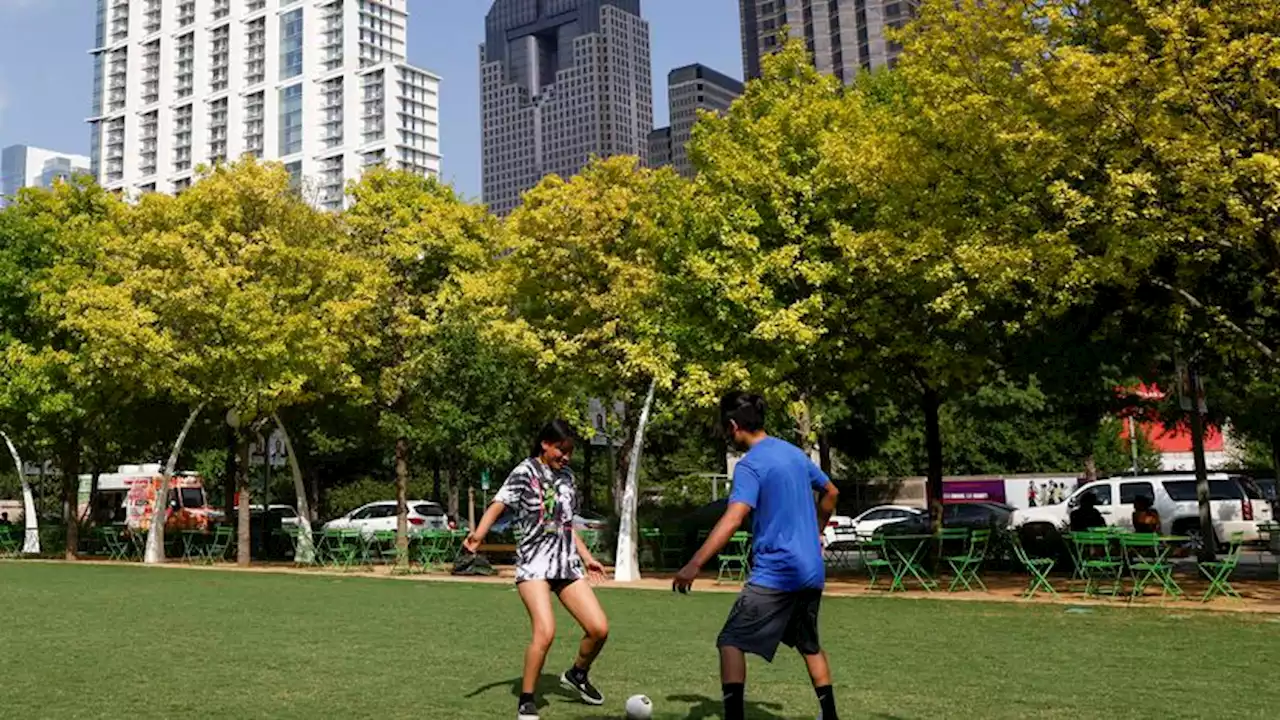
[88, 0, 440, 210]
[648, 64, 743, 178]
[0, 145, 92, 208]
[740, 0, 915, 85]
[481, 0, 653, 216]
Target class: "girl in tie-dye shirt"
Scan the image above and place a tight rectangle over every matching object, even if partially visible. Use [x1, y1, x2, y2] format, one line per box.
[465, 421, 610, 720]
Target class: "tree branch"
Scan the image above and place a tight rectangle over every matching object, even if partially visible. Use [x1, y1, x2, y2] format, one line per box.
[1151, 278, 1277, 361]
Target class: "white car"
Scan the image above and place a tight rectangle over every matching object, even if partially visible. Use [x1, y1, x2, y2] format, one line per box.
[323, 500, 449, 537]
[824, 505, 924, 546]
[1012, 473, 1273, 547]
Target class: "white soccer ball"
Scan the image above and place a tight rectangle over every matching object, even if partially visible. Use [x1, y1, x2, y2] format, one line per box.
[624, 694, 653, 719]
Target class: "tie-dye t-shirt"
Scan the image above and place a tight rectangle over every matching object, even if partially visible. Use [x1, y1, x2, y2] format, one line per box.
[493, 458, 584, 583]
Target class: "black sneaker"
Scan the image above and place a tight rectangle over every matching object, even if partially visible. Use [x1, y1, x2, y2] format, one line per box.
[560, 668, 604, 706]
[517, 698, 539, 720]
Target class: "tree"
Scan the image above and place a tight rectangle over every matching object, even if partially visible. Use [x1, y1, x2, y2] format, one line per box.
[898, 0, 1280, 551]
[0, 179, 134, 559]
[491, 157, 698, 581]
[343, 168, 503, 568]
[58, 160, 378, 564]
[686, 39, 1075, 523]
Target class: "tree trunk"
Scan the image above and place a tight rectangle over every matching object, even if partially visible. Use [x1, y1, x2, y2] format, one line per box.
[922, 387, 944, 531]
[60, 433, 82, 561]
[583, 442, 594, 513]
[1188, 368, 1216, 561]
[612, 435, 631, 518]
[222, 421, 237, 522]
[2, 431, 40, 554]
[1270, 430, 1280, 510]
[145, 404, 204, 565]
[236, 439, 252, 566]
[272, 413, 314, 563]
[446, 466, 460, 519]
[614, 379, 657, 583]
[394, 436, 410, 572]
[85, 468, 101, 530]
[432, 462, 442, 504]
[795, 397, 813, 450]
[1083, 454, 1099, 484]
[818, 433, 832, 476]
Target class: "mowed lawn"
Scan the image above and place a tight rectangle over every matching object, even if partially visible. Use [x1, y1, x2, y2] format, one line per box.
[0, 564, 1277, 720]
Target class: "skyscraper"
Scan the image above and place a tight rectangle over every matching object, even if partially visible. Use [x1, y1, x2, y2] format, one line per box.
[481, 0, 653, 216]
[740, 0, 915, 85]
[648, 64, 743, 178]
[88, 0, 440, 210]
[0, 145, 92, 208]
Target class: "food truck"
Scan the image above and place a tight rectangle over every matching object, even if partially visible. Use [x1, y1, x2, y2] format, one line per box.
[78, 464, 216, 532]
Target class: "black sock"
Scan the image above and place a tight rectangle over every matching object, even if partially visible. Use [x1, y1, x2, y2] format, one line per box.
[722, 683, 745, 720]
[816, 685, 837, 719]
[568, 665, 587, 682]
[518, 692, 534, 707]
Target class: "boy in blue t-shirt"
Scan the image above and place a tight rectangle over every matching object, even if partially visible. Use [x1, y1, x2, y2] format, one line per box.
[673, 392, 841, 720]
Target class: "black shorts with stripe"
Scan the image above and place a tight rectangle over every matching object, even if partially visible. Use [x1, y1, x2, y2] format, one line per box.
[716, 583, 822, 662]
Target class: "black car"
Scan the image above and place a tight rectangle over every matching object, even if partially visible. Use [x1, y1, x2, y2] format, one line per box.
[875, 502, 1013, 536]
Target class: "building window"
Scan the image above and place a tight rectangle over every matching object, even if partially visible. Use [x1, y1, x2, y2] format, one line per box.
[244, 91, 265, 157]
[210, 25, 230, 93]
[285, 161, 303, 190]
[176, 33, 195, 99]
[209, 98, 229, 165]
[279, 84, 303, 156]
[173, 104, 193, 173]
[245, 17, 267, 86]
[280, 9, 304, 80]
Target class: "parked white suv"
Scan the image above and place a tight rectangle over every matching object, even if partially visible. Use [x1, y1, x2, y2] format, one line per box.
[1012, 473, 1272, 547]
[323, 500, 449, 537]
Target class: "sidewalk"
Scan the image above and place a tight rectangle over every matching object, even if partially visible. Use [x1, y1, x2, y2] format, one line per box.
[25, 557, 1280, 614]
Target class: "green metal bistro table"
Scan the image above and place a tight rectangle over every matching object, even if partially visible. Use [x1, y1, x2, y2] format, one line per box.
[882, 534, 937, 593]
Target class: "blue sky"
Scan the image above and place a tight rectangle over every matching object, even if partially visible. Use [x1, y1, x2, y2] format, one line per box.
[0, 0, 743, 200]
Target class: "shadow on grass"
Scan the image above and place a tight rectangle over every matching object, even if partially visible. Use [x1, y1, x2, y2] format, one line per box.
[665, 693, 787, 719]
[466, 673, 578, 710]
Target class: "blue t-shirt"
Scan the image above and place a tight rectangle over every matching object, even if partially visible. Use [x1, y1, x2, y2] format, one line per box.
[729, 436, 830, 591]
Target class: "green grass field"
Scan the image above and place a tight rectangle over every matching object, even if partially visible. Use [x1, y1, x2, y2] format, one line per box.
[0, 563, 1276, 719]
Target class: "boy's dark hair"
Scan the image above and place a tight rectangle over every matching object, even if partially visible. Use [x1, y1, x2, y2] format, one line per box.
[720, 392, 767, 434]
[531, 419, 576, 458]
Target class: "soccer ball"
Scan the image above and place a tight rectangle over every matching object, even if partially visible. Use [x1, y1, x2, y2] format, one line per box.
[624, 694, 653, 719]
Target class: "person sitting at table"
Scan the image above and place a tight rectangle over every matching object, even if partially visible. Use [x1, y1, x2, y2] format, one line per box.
[1132, 496, 1160, 534]
[1069, 492, 1106, 531]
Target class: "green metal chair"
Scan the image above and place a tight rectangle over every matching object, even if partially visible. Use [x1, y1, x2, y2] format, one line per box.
[639, 527, 662, 569]
[716, 531, 751, 584]
[579, 529, 602, 557]
[860, 535, 895, 591]
[279, 525, 317, 565]
[101, 526, 132, 561]
[659, 530, 686, 570]
[1120, 533, 1180, 600]
[1072, 531, 1124, 599]
[199, 526, 234, 564]
[0, 526, 20, 558]
[1010, 533, 1058, 599]
[369, 530, 400, 565]
[416, 530, 451, 571]
[1199, 532, 1245, 602]
[946, 529, 991, 592]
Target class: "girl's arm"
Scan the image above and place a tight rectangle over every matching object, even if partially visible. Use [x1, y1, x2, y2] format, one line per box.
[464, 501, 507, 551]
[573, 528, 596, 563]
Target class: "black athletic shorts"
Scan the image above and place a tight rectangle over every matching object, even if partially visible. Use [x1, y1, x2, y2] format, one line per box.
[716, 583, 822, 662]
